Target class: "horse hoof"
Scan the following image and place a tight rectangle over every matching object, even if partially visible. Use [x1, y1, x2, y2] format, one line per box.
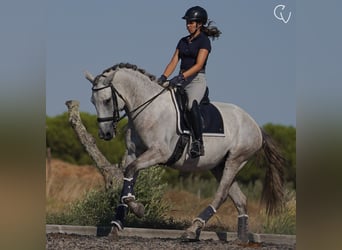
[237, 234, 249, 244]
[108, 226, 119, 241]
[127, 200, 145, 218]
[180, 231, 199, 242]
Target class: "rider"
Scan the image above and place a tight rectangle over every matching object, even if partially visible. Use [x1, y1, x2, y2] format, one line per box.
[157, 6, 221, 158]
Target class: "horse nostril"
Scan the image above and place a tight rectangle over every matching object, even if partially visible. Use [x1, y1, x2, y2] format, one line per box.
[105, 132, 112, 140]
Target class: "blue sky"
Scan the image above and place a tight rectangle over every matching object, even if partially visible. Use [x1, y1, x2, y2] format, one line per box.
[46, 0, 295, 126]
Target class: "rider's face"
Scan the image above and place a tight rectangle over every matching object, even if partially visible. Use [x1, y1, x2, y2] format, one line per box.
[186, 20, 201, 34]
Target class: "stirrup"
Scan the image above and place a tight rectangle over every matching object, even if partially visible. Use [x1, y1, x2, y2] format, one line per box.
[190, 140, 204, 158]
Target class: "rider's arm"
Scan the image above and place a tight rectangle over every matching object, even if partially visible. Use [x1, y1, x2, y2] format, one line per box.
[162, 49, 180, 78]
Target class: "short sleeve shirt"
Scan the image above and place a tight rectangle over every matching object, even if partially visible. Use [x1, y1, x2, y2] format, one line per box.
[176, 32, 211, 72]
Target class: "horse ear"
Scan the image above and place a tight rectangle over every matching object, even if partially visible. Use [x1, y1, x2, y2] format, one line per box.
[84, 70, 95, 84]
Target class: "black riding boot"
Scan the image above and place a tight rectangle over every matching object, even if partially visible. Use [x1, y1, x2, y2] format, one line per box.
[189, 100, 204, 158]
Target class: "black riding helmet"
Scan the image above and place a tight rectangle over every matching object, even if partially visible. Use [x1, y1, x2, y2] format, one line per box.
[182, 6, 208, 25]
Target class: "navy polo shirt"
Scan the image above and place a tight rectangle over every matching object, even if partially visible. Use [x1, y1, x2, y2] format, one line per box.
[177, 32, 211, 72]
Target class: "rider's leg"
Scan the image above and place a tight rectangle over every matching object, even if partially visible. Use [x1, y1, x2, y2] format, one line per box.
[189, 100, 204, 157]
[185, 73, 206, 158]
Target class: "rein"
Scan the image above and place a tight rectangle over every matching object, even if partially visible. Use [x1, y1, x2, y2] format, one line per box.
[92, 83, 167, 132]
[128, 87, 167, 120]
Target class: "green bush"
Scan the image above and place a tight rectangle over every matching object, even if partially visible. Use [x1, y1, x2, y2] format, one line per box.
[46, 189, 117, 226]
[261, 189, 296, 234]
[46, 166, 169, 228]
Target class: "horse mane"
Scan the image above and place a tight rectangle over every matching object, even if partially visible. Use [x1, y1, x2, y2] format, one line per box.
[102, 62, 157, 82]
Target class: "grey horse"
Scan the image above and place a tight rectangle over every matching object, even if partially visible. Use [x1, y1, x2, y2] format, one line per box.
[85, 63, 285, 243]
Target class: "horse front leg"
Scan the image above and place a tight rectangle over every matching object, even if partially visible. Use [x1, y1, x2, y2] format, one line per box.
[111, 146, 168, 231]
[110, 127, 139, 233]
[110, 172, 139, 232]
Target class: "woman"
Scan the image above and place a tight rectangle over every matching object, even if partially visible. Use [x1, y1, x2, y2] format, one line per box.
[157, 6, 221, 158]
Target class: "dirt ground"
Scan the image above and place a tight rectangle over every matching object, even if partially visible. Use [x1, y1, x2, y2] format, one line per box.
[46, 233, 295, 250]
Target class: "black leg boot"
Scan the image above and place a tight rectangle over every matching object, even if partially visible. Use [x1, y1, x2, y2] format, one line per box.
[189, 100, 204, 158]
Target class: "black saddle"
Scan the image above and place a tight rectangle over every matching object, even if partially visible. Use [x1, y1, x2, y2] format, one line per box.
[165, 86, 225, 166]
[174, 86, 224, 135]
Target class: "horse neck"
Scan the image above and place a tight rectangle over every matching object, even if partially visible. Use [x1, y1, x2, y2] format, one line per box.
[113, 69, 162, 112]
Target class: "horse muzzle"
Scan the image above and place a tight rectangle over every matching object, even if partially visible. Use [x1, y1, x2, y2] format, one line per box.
[98, 126, 115, 140]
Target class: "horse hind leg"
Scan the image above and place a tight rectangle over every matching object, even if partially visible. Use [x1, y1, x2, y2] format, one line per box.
[181, 158, 246, 241]
[180, 163, 224, 241]
[228, 181, 249, 243]
[212, 164, 249, 242]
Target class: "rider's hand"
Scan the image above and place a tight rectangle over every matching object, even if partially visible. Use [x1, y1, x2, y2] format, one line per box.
[169, 73, 185, 88]
[157, 75, 167, 85]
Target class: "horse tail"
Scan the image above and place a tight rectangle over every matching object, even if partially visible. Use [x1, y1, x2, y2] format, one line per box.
[260, 129, 286, 215]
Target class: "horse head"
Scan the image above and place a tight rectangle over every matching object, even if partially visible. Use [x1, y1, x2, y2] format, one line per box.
[85, 63, 163, 141]
[85, 70, 125, 140]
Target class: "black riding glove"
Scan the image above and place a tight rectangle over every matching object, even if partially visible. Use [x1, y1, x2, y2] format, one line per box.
[157, 74, 167, 85]
[169, 73, 186, 88]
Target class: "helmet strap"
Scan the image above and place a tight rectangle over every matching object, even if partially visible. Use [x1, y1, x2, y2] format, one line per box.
[190, 23, 202, 39]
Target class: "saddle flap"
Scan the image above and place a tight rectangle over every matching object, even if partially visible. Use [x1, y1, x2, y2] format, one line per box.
[171, 88, 225, 137]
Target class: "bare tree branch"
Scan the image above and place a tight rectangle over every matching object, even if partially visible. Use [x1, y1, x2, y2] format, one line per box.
[65, 100, 123, 190]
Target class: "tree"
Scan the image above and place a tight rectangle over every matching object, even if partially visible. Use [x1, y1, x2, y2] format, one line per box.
[46, 112, 126, 165]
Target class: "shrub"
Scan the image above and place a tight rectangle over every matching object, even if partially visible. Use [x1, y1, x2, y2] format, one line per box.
[261, 189, 296, 234]
[46, 166, 169, 228]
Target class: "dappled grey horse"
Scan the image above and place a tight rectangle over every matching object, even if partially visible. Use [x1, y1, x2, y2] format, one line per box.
[85, 63, 285, 242]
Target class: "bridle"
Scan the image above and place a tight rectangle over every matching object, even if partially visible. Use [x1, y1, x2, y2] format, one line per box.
[92, 84, 122, 132]
[92, 80, 167, 133]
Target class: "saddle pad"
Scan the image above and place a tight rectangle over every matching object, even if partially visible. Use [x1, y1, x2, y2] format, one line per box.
[170, 90, 225, 137]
